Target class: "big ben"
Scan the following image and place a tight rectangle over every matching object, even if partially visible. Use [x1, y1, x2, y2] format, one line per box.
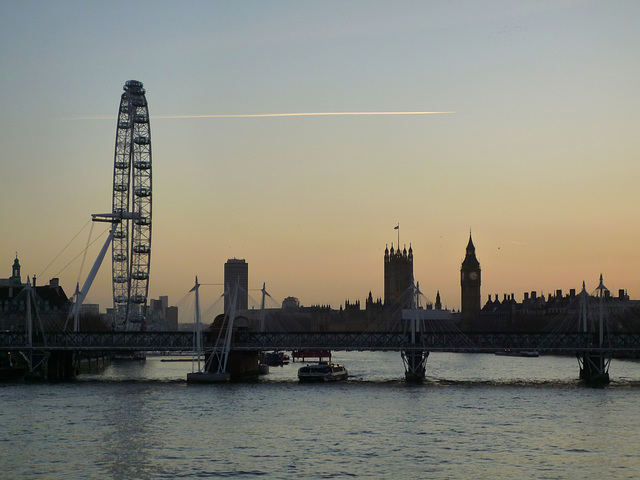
[461, 233, 481, 321]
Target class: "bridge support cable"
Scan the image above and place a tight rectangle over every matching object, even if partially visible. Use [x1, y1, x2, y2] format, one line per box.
[576, 277, 611, 384]
[401, 279, 429, 382]
[21, 278, 50, 374]
[190, 277, 204, 374]
[196, 281, 240, 381]
[534, 301, 583, 354]
[409, 280, 478, 352]
[66, 227, 116, 331]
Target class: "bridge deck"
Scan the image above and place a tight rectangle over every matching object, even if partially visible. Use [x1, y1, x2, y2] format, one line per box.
[2, 331, 640, 355]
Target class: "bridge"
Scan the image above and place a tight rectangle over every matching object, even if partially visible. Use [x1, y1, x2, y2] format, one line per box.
[3, 272, 636, 383]
[3, 330, 640, 355]
[3, 329, 640, 384]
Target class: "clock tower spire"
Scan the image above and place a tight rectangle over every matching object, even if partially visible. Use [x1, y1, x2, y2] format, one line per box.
[460, 232, 481, 322]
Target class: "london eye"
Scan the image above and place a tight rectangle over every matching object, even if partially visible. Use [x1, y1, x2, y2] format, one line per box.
[111, 80, 152, 329]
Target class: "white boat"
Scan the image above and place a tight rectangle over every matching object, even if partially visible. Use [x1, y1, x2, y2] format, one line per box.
[297, 362, 348, 382]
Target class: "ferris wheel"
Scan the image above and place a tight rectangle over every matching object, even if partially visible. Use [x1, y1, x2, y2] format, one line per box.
[111, 80, 152, 329]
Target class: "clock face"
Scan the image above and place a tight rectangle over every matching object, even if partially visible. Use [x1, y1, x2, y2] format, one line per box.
[469, 272, 478, 281]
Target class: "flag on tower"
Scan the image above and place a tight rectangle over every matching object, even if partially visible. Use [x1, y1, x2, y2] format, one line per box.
[394, 224, 399, 230]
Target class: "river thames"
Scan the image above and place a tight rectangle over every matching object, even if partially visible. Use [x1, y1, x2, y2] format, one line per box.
[2, 352, 640, 479]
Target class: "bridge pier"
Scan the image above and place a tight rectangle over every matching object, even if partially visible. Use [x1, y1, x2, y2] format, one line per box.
[24, 351, 77, 381]
[401, 350, 428, 382]
[206, 351, 260, 381]
[20, 351, 110, 381]
[577, 353, 610, 385]
[46, 351, 77, 380]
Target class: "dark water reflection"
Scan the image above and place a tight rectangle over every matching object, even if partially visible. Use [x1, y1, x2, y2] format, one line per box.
[2, 352, 640, 479]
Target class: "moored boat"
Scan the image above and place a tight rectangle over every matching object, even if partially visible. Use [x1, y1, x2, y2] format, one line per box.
[263, 351, 290, 366]
[495, 349, 539, 357]
[297, 361, 348, 382]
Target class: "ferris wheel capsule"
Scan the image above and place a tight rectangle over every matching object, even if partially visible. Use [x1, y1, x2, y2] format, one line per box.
[111, 80, 152, 329]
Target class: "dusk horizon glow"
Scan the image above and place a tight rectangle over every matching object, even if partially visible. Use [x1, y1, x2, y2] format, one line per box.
[2, 1, 639, 314]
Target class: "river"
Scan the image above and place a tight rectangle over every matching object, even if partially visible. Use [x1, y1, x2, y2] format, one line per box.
[2, 352, 640, 479]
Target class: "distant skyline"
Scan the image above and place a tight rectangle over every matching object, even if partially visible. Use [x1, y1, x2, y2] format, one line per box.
[2, 1, 639, 312]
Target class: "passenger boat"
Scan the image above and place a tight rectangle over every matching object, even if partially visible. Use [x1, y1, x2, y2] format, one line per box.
[495, 349, 539, 358]
[297, 362, 348, 382]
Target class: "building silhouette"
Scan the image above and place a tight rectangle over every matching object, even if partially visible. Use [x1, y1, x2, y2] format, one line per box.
[224, 258, 248, 312]
[384, 244, 413, 309]
[460, 233, 481, 321]
[0, 256, 70, 330]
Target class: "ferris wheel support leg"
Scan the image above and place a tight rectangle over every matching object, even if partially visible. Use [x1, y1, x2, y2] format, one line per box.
[67, 229, 115, 330]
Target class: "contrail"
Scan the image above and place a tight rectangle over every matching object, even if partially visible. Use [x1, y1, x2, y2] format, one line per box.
[155, 111, 455, 119]
[68, 111, 455, 120]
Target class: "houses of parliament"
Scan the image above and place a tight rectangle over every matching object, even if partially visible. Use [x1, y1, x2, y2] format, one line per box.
[381, 232, 638, 332]
[324, 231, 638, 333]
[381, 233, 481, 321]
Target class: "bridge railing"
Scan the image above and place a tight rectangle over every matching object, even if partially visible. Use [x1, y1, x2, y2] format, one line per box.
[232, 331, 640, 354]
[0, 331, 194, 351]
[2, 331, 640, 355]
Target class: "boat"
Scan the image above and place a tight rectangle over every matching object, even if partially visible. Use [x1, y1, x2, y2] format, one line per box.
[519, 350, 540, 358]
[292, 349, 332, 362]
[263, 351, 290, 366]
[495, 349, 539, 357]
[113, 351, 147, 361]
[297, 362, 348, 382]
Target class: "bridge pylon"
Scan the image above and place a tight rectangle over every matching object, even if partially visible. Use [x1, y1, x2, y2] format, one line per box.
[576, 277, 611, 385]
[400, 278, 429, 382]
[401, 349, 428, 382]
[578, 352, 610, 385]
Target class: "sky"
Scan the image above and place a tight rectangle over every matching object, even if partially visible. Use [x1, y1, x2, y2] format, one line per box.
[2, 1, 640, 314]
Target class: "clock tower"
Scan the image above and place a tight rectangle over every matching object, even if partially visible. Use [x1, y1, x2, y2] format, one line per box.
[460, 233, 481, 321]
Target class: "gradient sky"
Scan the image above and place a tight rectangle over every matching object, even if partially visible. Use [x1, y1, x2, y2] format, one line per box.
[2, 1, 639, 314]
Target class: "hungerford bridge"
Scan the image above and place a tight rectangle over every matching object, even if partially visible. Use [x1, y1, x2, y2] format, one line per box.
[2, 329, 640, 372]
[3, 277, 640, 385]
